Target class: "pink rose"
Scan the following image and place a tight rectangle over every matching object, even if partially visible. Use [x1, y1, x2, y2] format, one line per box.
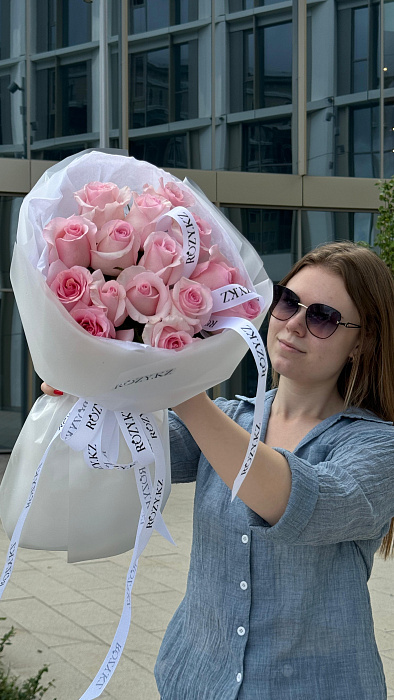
[142, 315, 197, 351]
[190, 245, 247, 290]
[74, 181, 131, 229]
[117, 266, 171, 324]
[70, 305, 115, 338]
[90, 270, 128, 326]
[139, 231, 184, 286]
[90, 219, 140, 277]
[151, 178, 195, 208]
[49, 266, 93, 310]
[116, 328, 135, 342]
[43, 215, 97, 268]
[171, 277, 213, 329]
[213, 298, 262, 320]
[126, 192, 172, 246]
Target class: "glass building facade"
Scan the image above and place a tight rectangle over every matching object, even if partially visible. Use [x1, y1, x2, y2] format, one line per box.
[0, 0, 388, 448]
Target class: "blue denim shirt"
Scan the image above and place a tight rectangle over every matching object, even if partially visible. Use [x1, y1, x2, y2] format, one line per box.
[155, 389, 394, 700]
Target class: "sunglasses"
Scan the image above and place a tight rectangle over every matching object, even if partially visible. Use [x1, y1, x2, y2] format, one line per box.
[270, 284, 361, 339]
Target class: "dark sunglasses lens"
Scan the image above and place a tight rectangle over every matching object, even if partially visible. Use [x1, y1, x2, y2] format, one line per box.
[306, 304, 341, 338]
[270, 286, 299, 320]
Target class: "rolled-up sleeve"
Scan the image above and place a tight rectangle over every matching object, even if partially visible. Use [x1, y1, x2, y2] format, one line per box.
[168, 410, 201, 483]
[248, 424, 394, 546]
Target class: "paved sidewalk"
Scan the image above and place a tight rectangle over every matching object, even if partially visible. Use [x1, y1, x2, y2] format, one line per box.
[0, 454, 393, 699]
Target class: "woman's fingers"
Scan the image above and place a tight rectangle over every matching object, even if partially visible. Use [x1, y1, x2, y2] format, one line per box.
[41, 382, 63, 396]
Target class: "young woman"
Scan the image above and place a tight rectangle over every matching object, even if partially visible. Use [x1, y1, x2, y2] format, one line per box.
[42, 241, 394, 699]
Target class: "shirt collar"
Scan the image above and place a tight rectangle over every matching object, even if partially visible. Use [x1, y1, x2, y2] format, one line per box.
[235, 389, 391, 425]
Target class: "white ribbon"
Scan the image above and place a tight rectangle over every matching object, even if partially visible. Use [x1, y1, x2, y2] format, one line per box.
[210, 284, 260, 313]
[0, 400, 174, 699]
[155, 206, 200, 277]
[202, 315, 268, 501]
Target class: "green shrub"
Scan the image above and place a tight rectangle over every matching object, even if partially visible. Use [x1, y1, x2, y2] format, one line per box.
[376, 179, 394, 275]
[0, 623, 56, 699]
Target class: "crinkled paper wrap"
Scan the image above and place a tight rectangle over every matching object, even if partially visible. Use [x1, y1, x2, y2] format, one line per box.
[0, 150, 272, 562]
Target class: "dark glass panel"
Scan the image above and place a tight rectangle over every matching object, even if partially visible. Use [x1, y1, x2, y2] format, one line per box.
[0, 196, 27, 450]
[130, 0, 146, 34]
[36, 0, 56, 52]
[129, 0, 169, 33]
[384, 100, 394, 177]
[351, 103, 379, 177]
[353, 107, 371, 153]
[0, 0, 11, 59]
[384, 1, 394, 88]
[0, 76, 12, 145]
[61, 61, 90, 135]
[241, 208, 292, 255]
[129, 133, 188, 167]
[130, 54, 146, 128]
[245, 31, 254, 111]
[62, 0, 92, 47]
[353, 7, 368, 61]
[352, 7, 368, 92]
[353, 61, 368, 92]
[174, 0, 198, 24]
[147, 0, 169, 31]
[111, 0, 119, 36]
[130, 49, 169, 128]
[146, 48, 169, 126]
[229, 30, 254, 113]
[243, 119, 292, 173]
[110, 50, 119, 130]
[174, 41, 198, 120]
[36, 0, 91, 51]
[258, 23, 292, 108]
[228, 0, 254, 10]
[35, 67, 56, 140]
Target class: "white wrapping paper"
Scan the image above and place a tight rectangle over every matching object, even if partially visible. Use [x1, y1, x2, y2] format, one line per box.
[0, 150, 272, 563]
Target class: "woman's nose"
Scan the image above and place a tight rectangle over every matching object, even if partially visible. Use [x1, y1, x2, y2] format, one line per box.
[285, 306, 307, 335]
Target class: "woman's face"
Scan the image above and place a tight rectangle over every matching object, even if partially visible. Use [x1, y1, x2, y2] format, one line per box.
[267, 265, 361, 387]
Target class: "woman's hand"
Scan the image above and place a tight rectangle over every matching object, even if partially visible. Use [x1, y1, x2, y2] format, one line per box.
[41, 382, 63, 396]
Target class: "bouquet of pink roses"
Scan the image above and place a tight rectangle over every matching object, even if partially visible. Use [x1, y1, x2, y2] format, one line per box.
[0, 149, 271, 558]
[44, 176, 261, 350]
[0, 150, 272, 700]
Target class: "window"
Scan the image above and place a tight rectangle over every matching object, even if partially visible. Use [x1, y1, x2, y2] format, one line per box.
[34, 60, 91, 142]
[130, 49, 169, 128]
[230, 22, 292, 112]
[129, 0, 197, 34]
[243, 119, 292, 173]
[130, 41, 198, 127]
[174, 41, 198, 121]
[337, 2, 379, 96]
[36, 0, 92, 52]
[351, 104, 380, 177]
[129, 134, 189, 167]
[0, 76, 12, 145]
[384, 0, 394, 88]
[0, 1, 11, 59]
[0, 196, 27, 451]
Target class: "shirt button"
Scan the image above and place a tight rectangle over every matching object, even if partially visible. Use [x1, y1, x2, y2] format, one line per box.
[236, 673, 242, 682]
[240, 581, 248, 590]
[237, 626, 246, 636]
[241, 534, 249, 544]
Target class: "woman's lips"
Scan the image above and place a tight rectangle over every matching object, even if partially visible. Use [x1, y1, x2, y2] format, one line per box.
[278, 339, 305, 353]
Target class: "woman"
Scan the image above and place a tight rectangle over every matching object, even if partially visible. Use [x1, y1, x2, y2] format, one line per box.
[43, 241, 394, 699]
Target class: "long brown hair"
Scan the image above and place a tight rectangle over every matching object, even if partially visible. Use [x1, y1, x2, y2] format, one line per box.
[271, 241, 394, 557]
